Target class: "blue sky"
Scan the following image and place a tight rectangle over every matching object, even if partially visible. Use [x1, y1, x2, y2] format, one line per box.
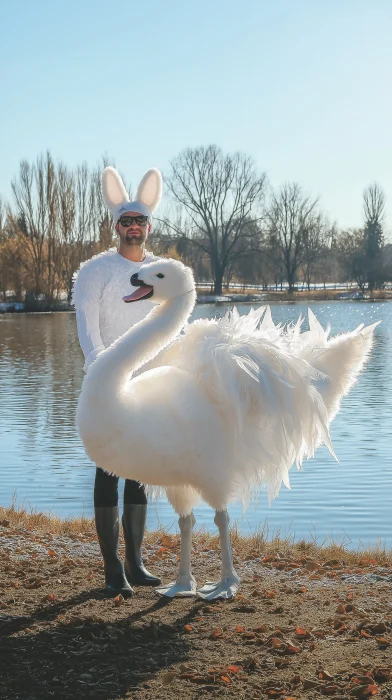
[1, 0, 391, 233]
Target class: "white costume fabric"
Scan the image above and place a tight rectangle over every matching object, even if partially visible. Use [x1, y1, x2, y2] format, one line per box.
[73, 165, 163, 371]
[72, 248, 159, 371]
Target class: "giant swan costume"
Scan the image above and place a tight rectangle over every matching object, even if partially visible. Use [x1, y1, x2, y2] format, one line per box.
[77, 167, 379, 600]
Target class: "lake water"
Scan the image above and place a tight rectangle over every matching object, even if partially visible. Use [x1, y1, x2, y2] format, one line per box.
[0, 301, 391, 549]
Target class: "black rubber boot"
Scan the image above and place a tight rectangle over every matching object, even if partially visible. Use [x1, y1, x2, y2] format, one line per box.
[94, 506, 134, 597]
[123, 504, 162, 586]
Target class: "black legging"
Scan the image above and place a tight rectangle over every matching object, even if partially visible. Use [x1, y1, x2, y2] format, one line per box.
[94, 467, 147, 507]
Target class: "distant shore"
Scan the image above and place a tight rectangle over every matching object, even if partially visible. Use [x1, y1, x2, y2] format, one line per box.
[1, 288, 392, 313]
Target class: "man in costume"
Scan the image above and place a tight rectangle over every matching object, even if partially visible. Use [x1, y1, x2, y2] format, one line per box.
[72, 166, 163, 596]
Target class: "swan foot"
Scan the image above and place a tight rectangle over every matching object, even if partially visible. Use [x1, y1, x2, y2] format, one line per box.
[154, 574, 198, 598]
[197, 574, 240, 600]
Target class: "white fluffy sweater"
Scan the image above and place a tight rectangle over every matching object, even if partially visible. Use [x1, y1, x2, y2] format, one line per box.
[72, 248, 159, 371]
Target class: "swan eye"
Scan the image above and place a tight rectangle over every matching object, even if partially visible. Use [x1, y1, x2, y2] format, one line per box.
[156, 273, 165, 279]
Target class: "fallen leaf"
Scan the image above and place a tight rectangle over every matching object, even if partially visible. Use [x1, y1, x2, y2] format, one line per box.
[352, 676, 375, 685]
[161, 535, 175, 548]
[367, 685, 379, 695]
[375, 637, 391, 646]
[271, 637, 283, 648]
[184, 624, 193, 633]
[266, 688, 286, 697]
[287, 644, 301, 654]
[209, 628, 223, 640]
[162, 671, 178, 686]
[227, 665, 241, 674]
[295, 627, 312, 639]
[305, 560, 319, 571]
[41, 593, 56, 603]
[319, 670, 335, 681]
[361, 629, 372, 638]
[264, 590, 277, 598]
[179, 664, 196, 673]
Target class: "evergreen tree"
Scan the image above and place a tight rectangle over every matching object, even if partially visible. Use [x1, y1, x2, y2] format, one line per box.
[363, 183, 385, 291]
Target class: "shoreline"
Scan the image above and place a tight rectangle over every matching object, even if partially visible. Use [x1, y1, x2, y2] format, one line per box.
[0, 291, 392, 316]
[1, 503, 391, 564]
[1, 289, 392, 314]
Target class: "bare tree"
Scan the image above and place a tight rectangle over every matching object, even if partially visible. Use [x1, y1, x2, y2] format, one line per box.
[230, 230, 272, 290]
[363, 183, 385, 291]
[265, 183, 321, 292]
[164, 145, 267, 294]
[301, 216, 334, 290]
[336, 228, 367, 291]
[57, 163, 95, 300]
[0, 198, 26, 301]
[0, 196, 7, 298]
[10, 151, 58, 300]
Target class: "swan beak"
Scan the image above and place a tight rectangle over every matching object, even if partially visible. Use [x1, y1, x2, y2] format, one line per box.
[123, 286, 154, 303]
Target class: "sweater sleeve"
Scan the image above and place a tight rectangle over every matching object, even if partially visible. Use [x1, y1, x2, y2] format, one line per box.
[72, 261, 106, 372]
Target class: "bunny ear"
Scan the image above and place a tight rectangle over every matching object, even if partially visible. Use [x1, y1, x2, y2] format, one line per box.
[101, 167, 129, 209]
[136, 168, 162, 212]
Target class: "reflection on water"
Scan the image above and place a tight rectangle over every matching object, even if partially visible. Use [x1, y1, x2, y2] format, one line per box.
[0, 302, 391, 548]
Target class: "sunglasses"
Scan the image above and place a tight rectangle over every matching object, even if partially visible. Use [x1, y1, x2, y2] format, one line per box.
[118, 215, 149, 228]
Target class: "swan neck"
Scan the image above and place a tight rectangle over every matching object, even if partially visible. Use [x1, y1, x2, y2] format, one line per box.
[88, 291, 195, 388]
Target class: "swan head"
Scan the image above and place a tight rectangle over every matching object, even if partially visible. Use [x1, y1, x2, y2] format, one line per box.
[122, 258, 195, 304]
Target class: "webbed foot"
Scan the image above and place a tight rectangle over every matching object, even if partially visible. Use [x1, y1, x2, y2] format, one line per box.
[155, 574, 197, 598]
[197, 574, 240, 600]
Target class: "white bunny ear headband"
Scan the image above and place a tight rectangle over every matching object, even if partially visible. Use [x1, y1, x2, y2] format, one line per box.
[101, 166, 162, 223]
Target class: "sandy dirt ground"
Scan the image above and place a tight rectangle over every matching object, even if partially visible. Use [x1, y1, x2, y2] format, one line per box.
[1, 515, 392, 700]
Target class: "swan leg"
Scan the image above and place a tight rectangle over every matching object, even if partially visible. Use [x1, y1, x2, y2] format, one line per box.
[154, 512, 197, 598]
[197, 509, 240, 600]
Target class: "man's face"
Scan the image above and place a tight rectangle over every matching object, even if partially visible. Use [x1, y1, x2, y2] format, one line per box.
[115, 211, 151, 247]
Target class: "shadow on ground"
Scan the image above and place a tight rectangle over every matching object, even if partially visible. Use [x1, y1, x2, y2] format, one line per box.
[1, 588, 202, 699]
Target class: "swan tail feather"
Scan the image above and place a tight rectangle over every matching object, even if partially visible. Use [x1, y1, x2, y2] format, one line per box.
[304, 318, 380, 422]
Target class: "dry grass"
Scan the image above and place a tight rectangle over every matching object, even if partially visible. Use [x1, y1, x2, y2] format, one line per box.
[1, 500, 391, 567]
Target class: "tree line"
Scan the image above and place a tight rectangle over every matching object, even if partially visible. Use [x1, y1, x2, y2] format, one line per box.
[0, 146, 390, 304]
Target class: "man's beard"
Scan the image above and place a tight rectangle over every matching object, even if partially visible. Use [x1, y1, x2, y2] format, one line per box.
[122, 232, 146, 247]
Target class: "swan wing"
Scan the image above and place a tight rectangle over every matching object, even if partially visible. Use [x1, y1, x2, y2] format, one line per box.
[142, 306, 378, 503]
[148, 307, 335, 500]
